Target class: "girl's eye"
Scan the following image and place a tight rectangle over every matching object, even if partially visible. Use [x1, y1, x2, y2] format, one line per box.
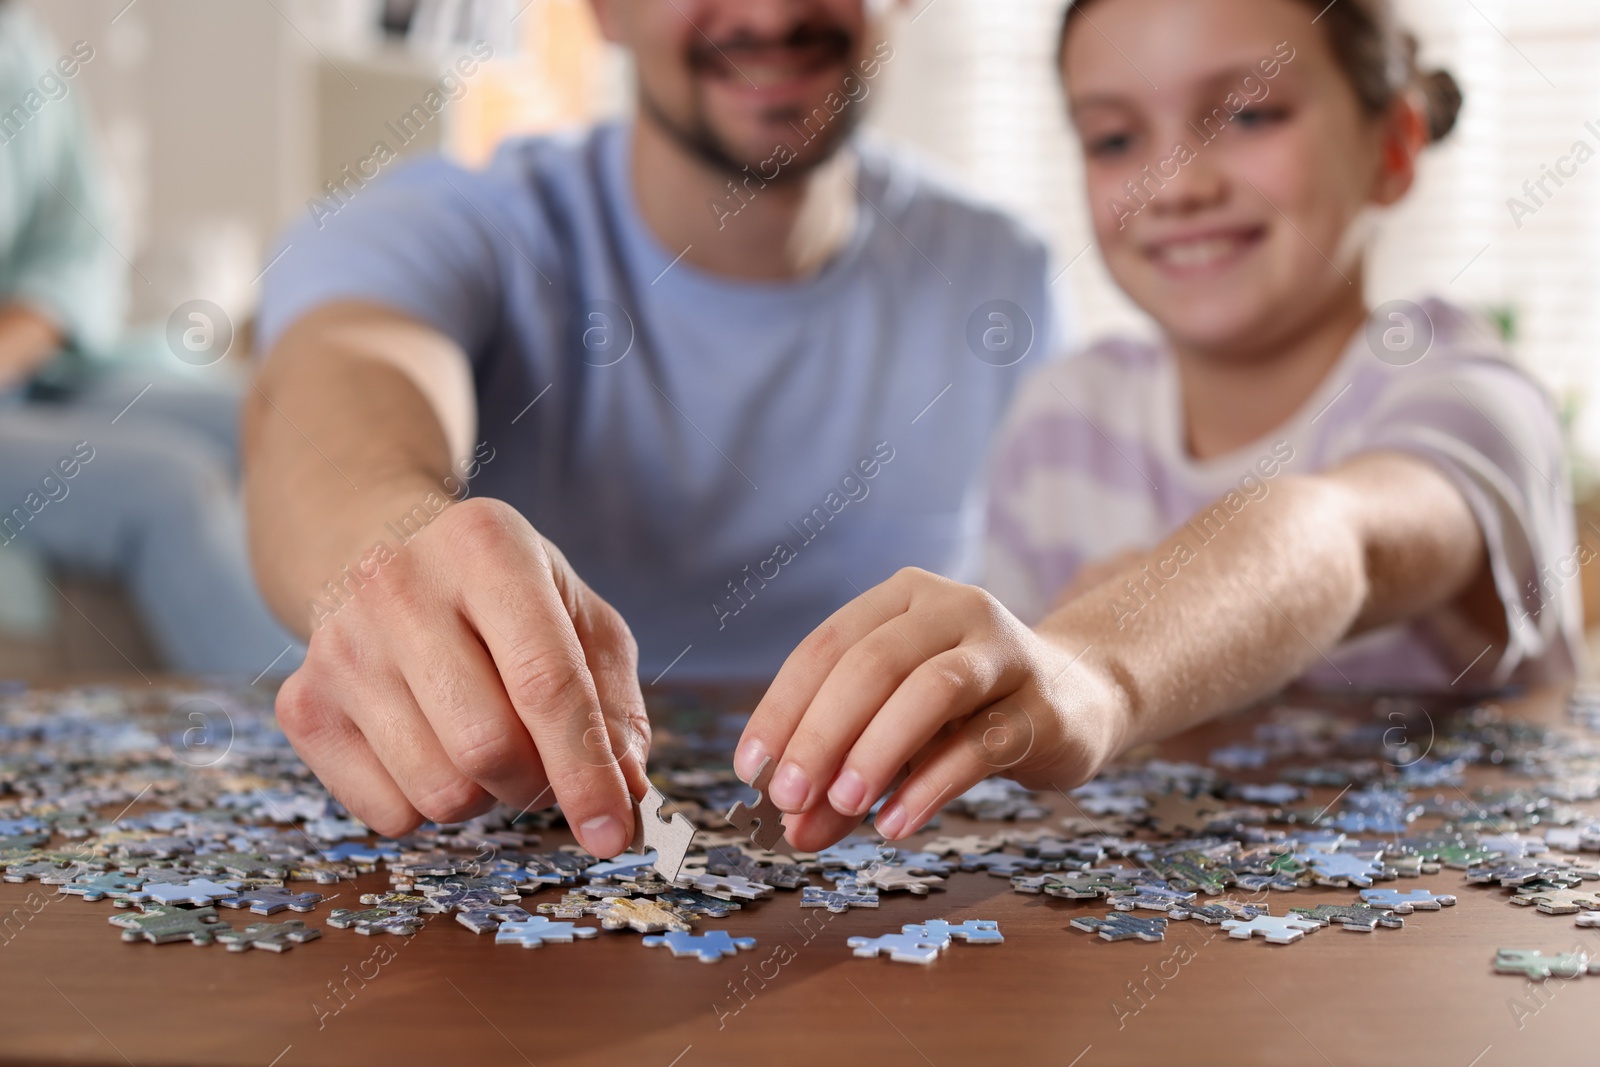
[1086, 131, 1135, 158]
[1233, 106, 1289, 129]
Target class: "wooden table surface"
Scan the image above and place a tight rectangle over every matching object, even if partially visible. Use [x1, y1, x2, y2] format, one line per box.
[0, 683, 1593, 1067]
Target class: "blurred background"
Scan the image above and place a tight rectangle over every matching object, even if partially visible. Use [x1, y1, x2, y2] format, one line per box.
[10, 0, 1600, 672]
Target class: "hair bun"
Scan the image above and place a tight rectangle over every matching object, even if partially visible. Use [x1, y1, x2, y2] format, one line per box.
[1418, 68, 1462, 143]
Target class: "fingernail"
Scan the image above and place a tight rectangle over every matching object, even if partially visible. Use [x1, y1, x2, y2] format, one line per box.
[875, 803, 906, 840]
[734, 738, 768, 782]
[579, 813, 627, 857]
[769, 763, 810, 812]
[829, 768, 867, 815]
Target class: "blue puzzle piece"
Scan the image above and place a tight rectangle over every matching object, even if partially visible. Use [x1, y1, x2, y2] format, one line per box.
[642, 929, 757, 962]
[494, 916, 599, 948]
[1359, 887, 1458, 913]
[320, 841, 402, 864]
[583, 852, 658, 882]
[847, 931, 947, 964]
[903, 919, 1002, 945]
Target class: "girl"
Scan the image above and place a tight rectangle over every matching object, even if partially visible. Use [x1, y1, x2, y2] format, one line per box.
[733, 0, 1583, 851]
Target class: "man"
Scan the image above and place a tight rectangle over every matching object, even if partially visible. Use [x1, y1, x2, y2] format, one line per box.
[246, 0, 1058, 857]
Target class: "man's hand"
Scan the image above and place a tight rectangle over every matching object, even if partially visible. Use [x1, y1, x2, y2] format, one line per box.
[0, 303, 64, 391]
[733, 568, 1129, 851]
[275, 496, 651, 856]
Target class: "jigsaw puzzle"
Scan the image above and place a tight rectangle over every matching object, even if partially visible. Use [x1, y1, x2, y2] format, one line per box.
[642, 930, 757, 962]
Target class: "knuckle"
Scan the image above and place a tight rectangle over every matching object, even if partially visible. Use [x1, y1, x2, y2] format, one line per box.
[359, 802, 424, 839]
[504, 642, 592, 716]
[412, 776, 491, 825]
[440, 497, 521, 558]
[450, 727, 521, 783]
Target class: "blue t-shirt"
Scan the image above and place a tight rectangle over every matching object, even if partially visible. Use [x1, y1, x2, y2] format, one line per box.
[258, 122, 1058, 680]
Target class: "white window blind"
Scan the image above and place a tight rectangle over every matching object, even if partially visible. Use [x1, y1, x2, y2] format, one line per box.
[868, 0, 1600, 477]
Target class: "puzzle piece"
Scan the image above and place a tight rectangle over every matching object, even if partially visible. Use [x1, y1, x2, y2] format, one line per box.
[216, 887, 323, 915]
[800, 885, 880, 913]
[642, 929, 757, 962]
[326, 907, 425, 936]
[1289, 904, 1404, 932]
[903, 919, 1002, 945]
[1494, 948, 1591, 980]
[1170, 900, 1268, 924]
[109, 904, 228, 946]
[725, 756, 786, 851]
[655, 887, 741, 918]
[959, 853, 1041, 878]
[1510, 887, 1600, 915]
[679, 873, 774, 901]
[456, 905, 536, 934]
[584, 852, 660, 884]
[58, 871, 146, 902]
[1069, 913, 1167, 942]
[1299, 850, 1383, 888]
[847, 931, 948, 964]
[494, 916, 599, 947]
[124, 877, 242, 907]
[1574, 912, 1600, 928]
[1110, 885, 1198, 913]
[216, 920, 321, 952]
[536, 891, 613, 919]
[631, 786, 696, 883]
[596, 896, 693, 933]
[1358, 887, 1457, 913]
[1220, 913, 1323, 945]
[854, 862, 946, 896]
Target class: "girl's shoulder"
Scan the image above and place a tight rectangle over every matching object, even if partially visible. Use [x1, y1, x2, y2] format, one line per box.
[1012, 335, 1166, 414]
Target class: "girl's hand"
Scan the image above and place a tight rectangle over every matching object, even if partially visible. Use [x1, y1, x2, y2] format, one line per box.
[733, 568, 1131, 851]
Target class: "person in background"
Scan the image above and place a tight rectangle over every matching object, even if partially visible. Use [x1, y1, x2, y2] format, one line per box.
[246, 0, 1059, 855]
[0, 0, 302, 674]
[736, 0, 1581, 851]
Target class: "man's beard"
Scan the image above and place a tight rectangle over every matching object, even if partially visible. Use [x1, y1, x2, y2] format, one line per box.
[638, 22, 866, 182]
[637, 86, 865, 183]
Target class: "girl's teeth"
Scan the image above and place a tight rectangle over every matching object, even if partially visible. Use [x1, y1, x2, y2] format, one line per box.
[1160, 236, 1244, 267]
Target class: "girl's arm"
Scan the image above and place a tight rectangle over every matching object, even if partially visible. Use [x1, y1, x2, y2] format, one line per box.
[736, 450, 1491, 851]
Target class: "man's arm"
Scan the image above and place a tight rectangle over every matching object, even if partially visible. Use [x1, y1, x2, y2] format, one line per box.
[244, 302, 648, 855]
[737, 451, 1495, 849]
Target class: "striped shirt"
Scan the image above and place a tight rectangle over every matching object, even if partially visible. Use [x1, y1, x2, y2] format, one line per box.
[985, 298, 1582, 690]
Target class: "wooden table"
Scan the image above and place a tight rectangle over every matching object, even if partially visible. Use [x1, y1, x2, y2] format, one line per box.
[0, 684, 1593, 1067]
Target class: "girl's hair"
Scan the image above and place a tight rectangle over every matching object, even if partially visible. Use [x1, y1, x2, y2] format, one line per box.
[1058, 0, 1463, 143]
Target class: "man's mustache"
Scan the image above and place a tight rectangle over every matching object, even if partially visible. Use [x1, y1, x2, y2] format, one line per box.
[687, 24, 854, 72]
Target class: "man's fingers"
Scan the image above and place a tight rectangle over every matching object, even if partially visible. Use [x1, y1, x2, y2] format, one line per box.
[570, 580, 652, 799]
[274, 667, 423, 836]
[459, 517, 633, 857]
[391, 612, 553, 813]
[341, 667, 498, 827]
[736, 570, 920, 783]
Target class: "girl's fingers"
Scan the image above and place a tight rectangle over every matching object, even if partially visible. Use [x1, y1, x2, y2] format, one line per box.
[733, 572, 919, 783]
[873, 710, 1024, 840]
[766, 612, 967, 814]
[830, 645, 1020, 819]
[780, 802, 869, 853]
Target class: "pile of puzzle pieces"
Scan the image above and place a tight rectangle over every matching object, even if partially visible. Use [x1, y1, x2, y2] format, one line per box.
[4, 683, 1600, 971]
